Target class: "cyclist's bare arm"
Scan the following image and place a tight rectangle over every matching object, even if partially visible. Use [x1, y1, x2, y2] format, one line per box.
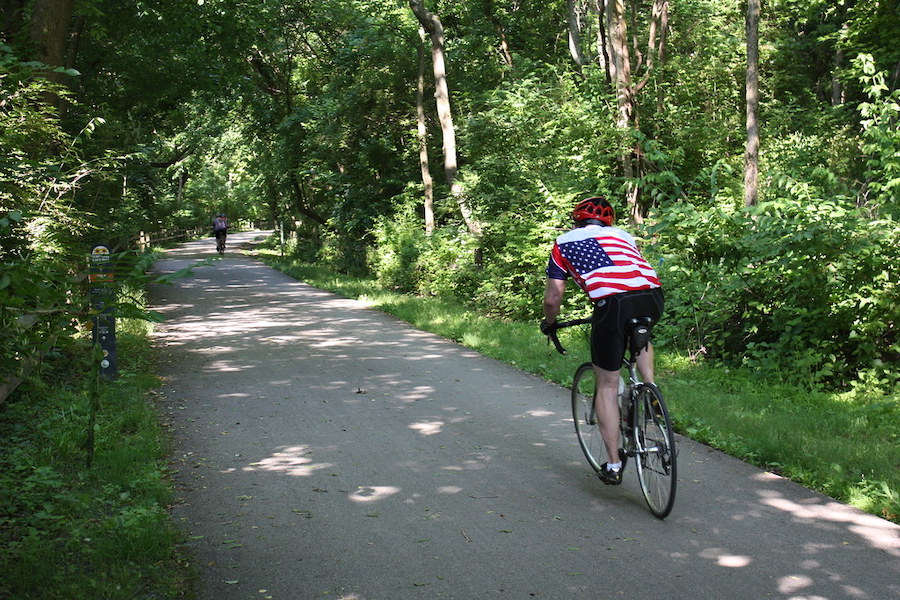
[542, 278, 566, 324]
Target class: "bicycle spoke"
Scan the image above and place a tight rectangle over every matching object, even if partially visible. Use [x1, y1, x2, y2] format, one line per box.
[633, 384, 677, 519]
[571, 363, 607, 473]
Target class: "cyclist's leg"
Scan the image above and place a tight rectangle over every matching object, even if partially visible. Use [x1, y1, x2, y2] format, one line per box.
[593, 365, 622, 464]
[635, 343, 655, 384]
[590, 297, 628, 467]
[624, 288, 664, 384]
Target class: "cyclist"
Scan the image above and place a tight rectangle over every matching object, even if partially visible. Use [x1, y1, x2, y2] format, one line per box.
[540, 196, 663, 485]
[212, 212, 228, 253]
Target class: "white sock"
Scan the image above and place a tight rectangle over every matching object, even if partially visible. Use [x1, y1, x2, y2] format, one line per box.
[608, 462, 622, 472]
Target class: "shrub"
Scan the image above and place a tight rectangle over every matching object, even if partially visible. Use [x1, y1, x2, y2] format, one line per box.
[652, 199, 898, 388]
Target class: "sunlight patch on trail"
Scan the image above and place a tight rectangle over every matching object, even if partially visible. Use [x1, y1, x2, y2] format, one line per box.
[776, 573, 814, 595]
[756, 487, 900, 557]
[243, 445, 332, 477]
[526, 409, 556, 417]
[409, 420, 444, 436]
[698, 548, 753, 568]
[349, 486, 400, 503]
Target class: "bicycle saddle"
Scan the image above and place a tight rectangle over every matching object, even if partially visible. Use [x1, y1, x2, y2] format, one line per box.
[627, 316, 655, 355]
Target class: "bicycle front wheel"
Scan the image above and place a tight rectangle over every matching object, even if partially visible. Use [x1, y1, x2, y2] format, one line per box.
[632, 384, 677, 519]
[571, 362, 608, 473]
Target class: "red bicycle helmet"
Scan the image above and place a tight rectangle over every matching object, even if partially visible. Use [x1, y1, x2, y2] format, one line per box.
[572, 196, 615, 226]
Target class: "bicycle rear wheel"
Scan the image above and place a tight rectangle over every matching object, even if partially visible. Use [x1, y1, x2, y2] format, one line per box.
[632, 384, 677, 518]
[571, 362, 608, 473]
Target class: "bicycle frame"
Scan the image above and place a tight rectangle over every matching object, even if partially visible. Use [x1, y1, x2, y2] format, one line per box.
[550, 313, 677, 518]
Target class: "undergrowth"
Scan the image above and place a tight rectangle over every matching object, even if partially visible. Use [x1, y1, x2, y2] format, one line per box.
[0, 317, 193, 599]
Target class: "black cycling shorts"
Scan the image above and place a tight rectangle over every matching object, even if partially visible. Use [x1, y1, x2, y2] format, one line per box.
[590, 288, 664, 371]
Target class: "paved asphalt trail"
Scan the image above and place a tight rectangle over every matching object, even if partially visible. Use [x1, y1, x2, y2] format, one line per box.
[150, 231, 899, 600]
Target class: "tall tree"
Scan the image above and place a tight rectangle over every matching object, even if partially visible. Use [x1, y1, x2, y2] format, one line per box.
[485, 0, 514, 69]
[603, 0, 669, 222]
[416, 27, 435, 235]
[592, 0, 612, 84]
[29, 0, 74, 76]
[744, 0, 760, 207]
[409, 0, 482, 241]
[605, 0, 639, 221]
[567, 0, 586, 74]
[24, 0, 75, 110]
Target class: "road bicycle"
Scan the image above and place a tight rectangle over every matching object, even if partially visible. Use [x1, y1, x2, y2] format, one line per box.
[215, 231, 226, 256]
[547, 315, 677, 519]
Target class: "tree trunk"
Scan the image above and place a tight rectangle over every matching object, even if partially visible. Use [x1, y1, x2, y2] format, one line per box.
[593, 0, 612, 84]
[602, 0, 671, 222]
[496, 22, 513, 69]
[606, 0, 632, 140]
[416, 27, 435, 235]
[65, 13, 85, 71]
[29, 0, 75, 110]
[635, 0, 668, 94]
[409, 0, 482, 239]
[744, 0, 760, 207]
[29, 0, 74, 79]
[567, 0, 586, 74]
[605, 0, 641, 223]
[831, 46, 844, 105]
[288, 171, 327, 226]
[654, 0, 669, 113]
[485, 0, 513, 69]
[831, 25, 847, 106]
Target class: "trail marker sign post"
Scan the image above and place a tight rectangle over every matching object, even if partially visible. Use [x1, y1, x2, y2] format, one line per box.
[89, 244, 118, 380]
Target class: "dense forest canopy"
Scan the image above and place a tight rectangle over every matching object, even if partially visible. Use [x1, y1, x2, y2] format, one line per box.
[1, 0, 898, 389]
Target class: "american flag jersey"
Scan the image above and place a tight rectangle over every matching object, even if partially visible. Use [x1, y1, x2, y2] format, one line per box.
[546, 225, 661, 301]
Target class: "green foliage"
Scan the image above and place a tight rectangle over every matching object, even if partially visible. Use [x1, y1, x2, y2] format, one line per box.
[471, 214, 551, 319]
[0, 329, 190, 599]
[369, 199, 430, 293]
[854, 54, 900, 217]
[651, 199, 898, 388]
[36, 0, 889, 400]
[364, 63, 624, 319]
[1, 49, 89, 383]
[369, 207, 485, 304]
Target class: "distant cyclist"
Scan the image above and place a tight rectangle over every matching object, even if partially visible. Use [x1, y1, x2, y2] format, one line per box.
[540, 196, 664, 485]
[212, 212, 228, 255]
